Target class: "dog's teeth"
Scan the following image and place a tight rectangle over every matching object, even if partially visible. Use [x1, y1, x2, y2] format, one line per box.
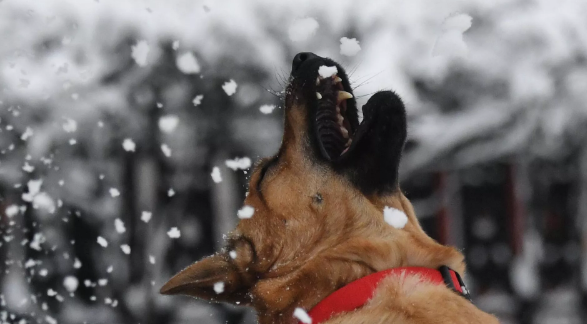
[340, 127, 349, 138]
[337, 114, 344, 125]
[337, 91, 353, 102]
[334, 77, 342, 83]
[316, 77, 320, 85]
[346, 139, 352, 147]
[341, 147, 350, 155]
[316, 92, 322, 99]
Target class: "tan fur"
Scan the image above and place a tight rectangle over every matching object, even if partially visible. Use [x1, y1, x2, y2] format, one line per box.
[161, 97, 499, 324]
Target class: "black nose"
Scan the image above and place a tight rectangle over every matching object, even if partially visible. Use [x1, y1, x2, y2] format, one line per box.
[292, 52, 318, 72]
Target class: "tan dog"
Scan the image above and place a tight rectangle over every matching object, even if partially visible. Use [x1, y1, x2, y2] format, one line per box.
[161, 52, 499, 324]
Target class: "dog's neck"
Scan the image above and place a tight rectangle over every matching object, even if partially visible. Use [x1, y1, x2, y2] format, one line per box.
[253, 193, 465, 324]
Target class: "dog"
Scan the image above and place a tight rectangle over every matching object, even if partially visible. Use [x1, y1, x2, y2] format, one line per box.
[160, 52, 499, 324]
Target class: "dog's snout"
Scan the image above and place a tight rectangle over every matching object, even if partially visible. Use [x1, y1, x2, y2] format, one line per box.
[292, 52, 318, 72]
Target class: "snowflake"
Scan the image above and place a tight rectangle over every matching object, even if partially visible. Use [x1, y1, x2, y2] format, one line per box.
[97, 236, 108, 248]
[288, 18, 319, 42]
[109, 188, 120, 197]
[131, 40, 150, 67]
[149, 255, 156, 264]
[259, 104, 276, 114]
[383, 207, 408, 229]
[225, 157, 251, 171]
[192, 94, 204, 106]
[222, 79, 238, 96]
[176, 52, 201, 74]
[167, 227, 181, 239]
[122, 139, 136, 152]
[293, 308, 312, 324]
[237, 205, 255, 219]
[318, 66, 338, 78]
[120, 244, 131, 255]
[114, 218, 126, 234]
[432, 13, 473, 58]
[141, 211, 152, 223]
[161, 144, 172, 157]
[63, 276, 78, 292]
[213, 282, 225, 294]
[211, 167, 222, 183]
[340, 37, 361, 56]
[229, 250, 237, 259]
[5, 205, 19, 218]
[62, 118, 77, 133]
[159, 115, 179, 133]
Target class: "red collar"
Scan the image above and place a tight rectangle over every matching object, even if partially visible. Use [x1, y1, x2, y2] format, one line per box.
[299, 266, 469, 324]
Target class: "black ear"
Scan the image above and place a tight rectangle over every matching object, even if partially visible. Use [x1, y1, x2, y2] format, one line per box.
[336, 91, 407, 195]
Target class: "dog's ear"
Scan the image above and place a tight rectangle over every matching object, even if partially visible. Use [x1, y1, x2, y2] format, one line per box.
[337, 91, 407, 195]
[159, 253, 253, 305]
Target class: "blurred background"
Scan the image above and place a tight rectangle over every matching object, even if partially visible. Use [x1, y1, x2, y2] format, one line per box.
[1, 0, 586, 323]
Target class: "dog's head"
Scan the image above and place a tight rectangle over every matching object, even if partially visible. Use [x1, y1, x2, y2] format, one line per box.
[161, 53, 464, 323]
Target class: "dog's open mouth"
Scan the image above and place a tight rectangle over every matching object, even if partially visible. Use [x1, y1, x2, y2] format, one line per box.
[313, 67, 357, 161]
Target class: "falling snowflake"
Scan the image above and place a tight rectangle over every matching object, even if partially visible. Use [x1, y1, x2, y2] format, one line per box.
[69, 138, 77, 145]
[120, 244, 131, 255]
[340, 37, 361, 56]
[211, 167, 222, 183]
[63, 276, 79, 292]
[161, 144, 172, 157]
[109, 188, 120, 197]
[229, 251, 237, 259]
[5, 205, 19, 218]
[225, 157, 251, 171]
[318, 66, 338, 78]
[22, 162, 34, 173]
[288, 17, 319, 42]
[213, 282, 225, 294]
[73, 258, 82, 269]
[21, 127, 33, 141]
[149, 255, 156, 264]
[192, 94, 204, 106]
[294, 308, 312, 324]
[259, 104, 276, 114]
[122, 139, 136, 152]
[176, 52, 201, 74]
[168, 188, 175, 197]
[432, 13, 472, 58]
[158, 115, 179, 133]
[114, 218, 126, 234]
[141, 211, 152, 223]
[172, 40, 180, 50]
[237, 205, 255, 219]
[383, 206, 408, 229]
[97, 236, 108, 248]
[22, 179, 43, 202]
[167, 227, 181, 239]
[222, 79, 238, 96]
[131, 40, 150, 66]
[62, 118, 78, 133]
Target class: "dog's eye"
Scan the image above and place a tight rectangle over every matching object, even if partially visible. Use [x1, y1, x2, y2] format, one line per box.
[256, 157, 278, 193]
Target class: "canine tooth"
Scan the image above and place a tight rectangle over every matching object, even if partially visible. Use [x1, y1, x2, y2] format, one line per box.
[338, 91, 353, 101]
[346, 139, 352, 147]
[316, 92, 322, 99]
[340, 127, 349, 138]
[334, 77, 342, 83]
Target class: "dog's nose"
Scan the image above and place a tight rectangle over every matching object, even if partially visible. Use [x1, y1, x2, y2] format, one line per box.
[292, 52, 318, 72]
